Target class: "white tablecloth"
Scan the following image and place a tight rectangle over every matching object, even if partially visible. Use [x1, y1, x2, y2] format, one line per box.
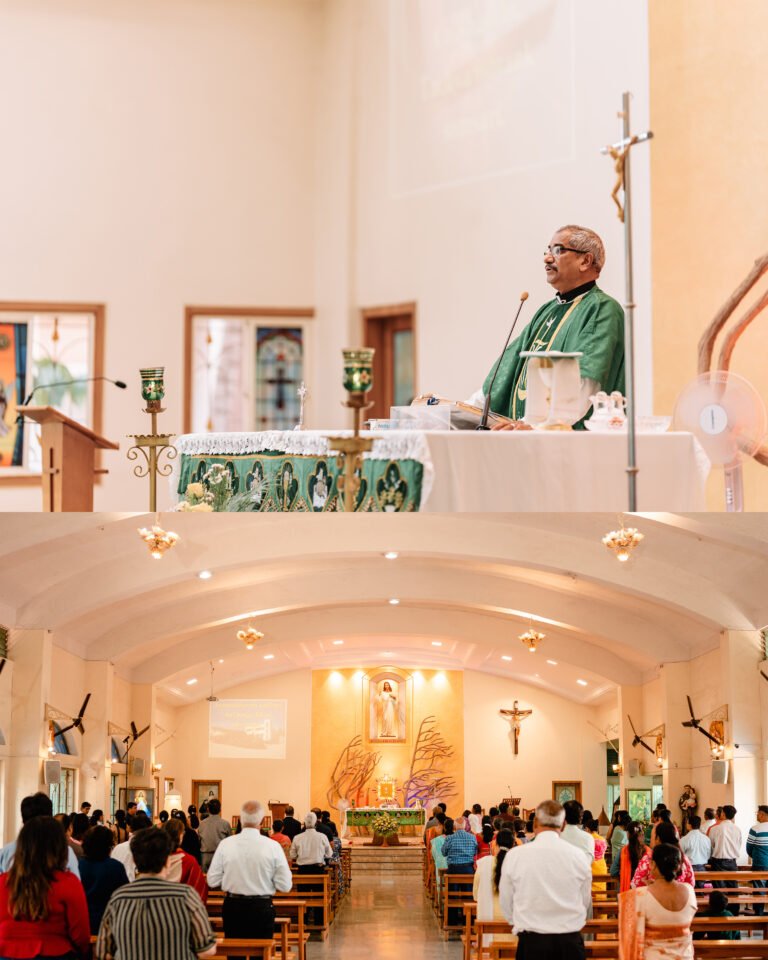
[412, 430, 709, 512]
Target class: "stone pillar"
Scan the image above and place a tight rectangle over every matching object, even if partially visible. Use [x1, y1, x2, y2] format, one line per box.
[5, 629, 52, 839]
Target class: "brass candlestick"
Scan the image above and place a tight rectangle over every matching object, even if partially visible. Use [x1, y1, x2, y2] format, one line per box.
[327, 349, 375, 512]
[127, 367, 178, 512]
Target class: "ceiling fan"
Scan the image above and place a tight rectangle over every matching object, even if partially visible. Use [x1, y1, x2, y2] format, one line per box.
[57, 693, 92, 736]
[117, 720, 151, 762]
[628, 714, 655, 754]
[681, 695, 722, 745]
[0, 658, 6, 676]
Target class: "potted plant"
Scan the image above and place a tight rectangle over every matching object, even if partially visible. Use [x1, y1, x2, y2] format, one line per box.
[370, 811, 399, 846]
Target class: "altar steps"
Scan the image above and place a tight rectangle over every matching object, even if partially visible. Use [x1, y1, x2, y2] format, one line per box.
[349, 844, 424, 875]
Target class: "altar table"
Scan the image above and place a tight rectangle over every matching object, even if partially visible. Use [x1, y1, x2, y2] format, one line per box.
[345, 807, 425, 829]
[173, 429, 708, 512]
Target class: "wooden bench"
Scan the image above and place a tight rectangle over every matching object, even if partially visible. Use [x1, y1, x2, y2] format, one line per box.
[206, 897, 309, 960]
[212, 939, 275, 959]
[276, 875, 332, 939]
[441, 873, 475, 932]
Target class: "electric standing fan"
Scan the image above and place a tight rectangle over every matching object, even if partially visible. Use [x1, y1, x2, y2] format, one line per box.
[673, 370, 767, 511]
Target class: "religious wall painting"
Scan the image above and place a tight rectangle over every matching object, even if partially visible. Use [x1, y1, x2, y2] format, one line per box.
[0, 304, 103, 478]
[552, 781, 582, 806]
[119, 787, 156, 819]
[627, 788, 653, 824]
[163, 778, 175, 796]
[192, 779, 222, 812]
[368, 672, 406, 743]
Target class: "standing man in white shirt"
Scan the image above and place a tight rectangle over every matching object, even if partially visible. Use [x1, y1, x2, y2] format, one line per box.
[709, 804, 743, 914]
[289, 812, 332, 927]
[207, 800, 293, 940]
[680, 814, 712, 879]
[499, 799, 591, 959]
[111, 811, 152, 882]
[561, 801, 595, 862]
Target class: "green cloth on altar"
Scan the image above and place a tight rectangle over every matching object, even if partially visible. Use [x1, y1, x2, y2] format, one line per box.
[346, 808, 425, 828]
[176, 450, 424, 512]
[482, 285, 625, 427]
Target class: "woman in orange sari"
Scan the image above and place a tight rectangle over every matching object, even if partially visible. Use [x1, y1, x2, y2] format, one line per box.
[619, 844, 697, 960]
[620, 821, 649, 893]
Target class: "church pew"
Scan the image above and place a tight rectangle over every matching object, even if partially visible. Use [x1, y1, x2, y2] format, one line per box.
[212, 939, 275, 959]
[206, 899, 309, 960]
[275, 876, 332, 939]
[441, 873, 476, 932]
[489, 938, 768, 959]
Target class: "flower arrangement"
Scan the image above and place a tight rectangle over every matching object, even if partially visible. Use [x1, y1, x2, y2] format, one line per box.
[370, 812, 398, 837]
[175, 466, 268, 512]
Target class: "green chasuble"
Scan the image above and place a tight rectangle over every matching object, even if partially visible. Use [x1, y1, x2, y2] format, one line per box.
[482, 285, 625, 427]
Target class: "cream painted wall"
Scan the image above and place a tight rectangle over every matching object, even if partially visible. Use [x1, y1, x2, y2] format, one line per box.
[0, 0, 652, 511]
[649, 1, 768, 510]
[0, 0, 320, 511]
[463, 671, 607, 816]
[348, 0, 652, 412]
[156, 669, 313, 821]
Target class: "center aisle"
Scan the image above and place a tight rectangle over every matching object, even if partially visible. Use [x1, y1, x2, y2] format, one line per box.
[306, 873, 463, 959]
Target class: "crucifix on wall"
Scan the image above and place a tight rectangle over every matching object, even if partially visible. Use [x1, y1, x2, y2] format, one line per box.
[499, 700, 533, 755]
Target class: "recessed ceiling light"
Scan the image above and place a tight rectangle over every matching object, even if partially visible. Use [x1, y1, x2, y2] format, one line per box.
[186, 678, 198, 686]
[501, 655, 512, 662]
[389, 598, 400, 605]
[546, 659, 558, 666]
[198, 570, 213, 580]
[431, 641, 443, 647]
[382, 652, 394, 657]
[576, 679, 588, 686]
[218, 659, 225, 664]
[332, 640, 344, 646]
[384, 551, 399, 560]
[263, 654, 275, 660]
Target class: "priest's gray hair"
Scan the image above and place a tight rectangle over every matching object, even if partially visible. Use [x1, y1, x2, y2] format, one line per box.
[240, 800, 266, 828]
[304, 811, 318, 828]
[535, 799, 565, 829]
[558, 225, 605, 273]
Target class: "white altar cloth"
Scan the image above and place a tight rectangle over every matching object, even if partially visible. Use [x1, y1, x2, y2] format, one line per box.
[412, 430, 709, 512]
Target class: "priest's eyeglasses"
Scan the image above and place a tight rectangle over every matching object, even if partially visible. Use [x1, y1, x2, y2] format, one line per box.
[544, 244, 587, 258]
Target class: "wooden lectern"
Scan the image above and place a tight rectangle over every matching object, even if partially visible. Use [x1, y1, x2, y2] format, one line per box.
[19, 406, 119, 512]
[268, 801, 289, 824]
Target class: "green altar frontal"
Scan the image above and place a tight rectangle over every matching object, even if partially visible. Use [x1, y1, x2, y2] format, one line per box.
[346, 808, 425, 828]
[174, 431, 429, 513]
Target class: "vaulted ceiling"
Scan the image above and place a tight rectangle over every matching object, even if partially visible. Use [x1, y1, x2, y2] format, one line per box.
[1, 512, 766, 707]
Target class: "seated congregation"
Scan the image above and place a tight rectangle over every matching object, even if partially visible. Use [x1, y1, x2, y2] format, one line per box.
[0, 793, 347, 960]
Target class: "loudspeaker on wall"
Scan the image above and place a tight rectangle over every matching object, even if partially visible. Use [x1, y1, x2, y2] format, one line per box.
[131, 757, 145, 777]
[712, 759, 729, 784]
[43, 759, 61, 785]
[628, 758, 641, 778]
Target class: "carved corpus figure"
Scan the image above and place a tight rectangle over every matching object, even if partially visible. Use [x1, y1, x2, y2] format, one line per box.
[499, 700, 533, 755]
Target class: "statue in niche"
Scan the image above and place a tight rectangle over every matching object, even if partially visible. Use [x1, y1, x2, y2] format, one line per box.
[377, 682, 398, 738]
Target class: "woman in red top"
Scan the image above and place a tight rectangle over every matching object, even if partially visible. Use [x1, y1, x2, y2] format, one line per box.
[0, 817, 90, 960]
[163, 819, 208, 903]
[474, 823, 494, 864]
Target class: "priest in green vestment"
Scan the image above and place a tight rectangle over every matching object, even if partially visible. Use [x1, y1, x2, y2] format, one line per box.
[470, 225, 625, 428]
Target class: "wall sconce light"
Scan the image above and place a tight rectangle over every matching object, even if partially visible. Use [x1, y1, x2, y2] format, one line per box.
[612, 762, 623, 774]
[152, 763, 163, 772]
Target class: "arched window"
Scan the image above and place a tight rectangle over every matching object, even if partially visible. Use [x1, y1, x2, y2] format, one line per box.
[111, 738, 123, 762]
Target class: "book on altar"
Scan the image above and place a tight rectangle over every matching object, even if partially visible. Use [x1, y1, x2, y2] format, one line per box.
[405, 395, 518, 430]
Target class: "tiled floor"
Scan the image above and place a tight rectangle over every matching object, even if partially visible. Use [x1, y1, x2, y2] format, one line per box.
[307, 874, 463, 958]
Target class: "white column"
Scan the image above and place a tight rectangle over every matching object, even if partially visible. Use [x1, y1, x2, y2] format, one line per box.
[5, 629, 52, 839]
[79, 660, 115, 814]
[659, 661, 693, 820]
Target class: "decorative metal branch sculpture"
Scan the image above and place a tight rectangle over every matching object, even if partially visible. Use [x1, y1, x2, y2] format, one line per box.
[402, 715, 458, 808]
[326, 734, 380, 811]
[698, 253, 768, 467]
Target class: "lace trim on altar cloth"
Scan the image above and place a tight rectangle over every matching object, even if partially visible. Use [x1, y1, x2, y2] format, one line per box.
[170, 430, 435, 506]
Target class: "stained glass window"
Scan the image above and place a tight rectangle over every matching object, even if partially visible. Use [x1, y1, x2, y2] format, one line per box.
[188, 311, 310, 433]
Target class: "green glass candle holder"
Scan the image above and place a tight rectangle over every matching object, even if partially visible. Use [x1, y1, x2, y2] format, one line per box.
[342, 348, 375, 395]
[140, 367, 165, 409]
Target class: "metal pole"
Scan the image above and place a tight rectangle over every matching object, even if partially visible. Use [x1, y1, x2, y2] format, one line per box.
[621, 91, 639, 512]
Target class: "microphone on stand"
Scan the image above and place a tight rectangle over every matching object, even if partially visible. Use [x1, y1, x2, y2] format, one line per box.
[476, 292, 529, 430]
[16, 376, 127, 422]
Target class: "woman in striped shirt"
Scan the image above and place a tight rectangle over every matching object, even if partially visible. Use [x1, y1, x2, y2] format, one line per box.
[95, 826, 215, 960]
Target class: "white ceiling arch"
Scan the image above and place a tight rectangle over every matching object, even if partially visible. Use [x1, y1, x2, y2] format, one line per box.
[1, 512, 766, 707]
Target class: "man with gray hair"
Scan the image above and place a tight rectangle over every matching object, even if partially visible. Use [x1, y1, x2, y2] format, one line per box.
[289, 811, 332, 873]
[499, 799, 592, 959]
[470, 224, 625, 428]
[207, 800, 292, 941]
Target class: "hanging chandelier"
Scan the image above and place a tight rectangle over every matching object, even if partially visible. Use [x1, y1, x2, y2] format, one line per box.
[237, 626, 264, 650]
[602, 519, 644, 562]
[519, 620, 545, 653]
[137, 524, 179, 559]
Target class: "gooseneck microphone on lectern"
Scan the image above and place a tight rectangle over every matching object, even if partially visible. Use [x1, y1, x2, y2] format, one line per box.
[16, 376, 127, 422]
[476, 292, 529, 430]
